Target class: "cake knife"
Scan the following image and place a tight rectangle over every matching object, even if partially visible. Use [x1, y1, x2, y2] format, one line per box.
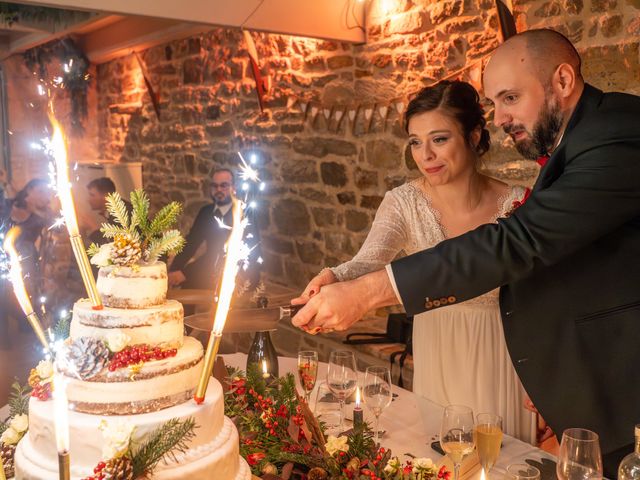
[184, 304, 303, 333]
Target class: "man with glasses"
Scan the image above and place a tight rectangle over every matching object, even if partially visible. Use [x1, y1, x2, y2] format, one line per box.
[168, 168, 261, 290]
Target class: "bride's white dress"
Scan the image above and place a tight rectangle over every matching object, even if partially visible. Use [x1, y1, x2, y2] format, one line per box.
[331, 178, 533, 442]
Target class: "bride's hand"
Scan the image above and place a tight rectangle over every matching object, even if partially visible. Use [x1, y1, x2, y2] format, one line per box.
[291, 268, 337, 305]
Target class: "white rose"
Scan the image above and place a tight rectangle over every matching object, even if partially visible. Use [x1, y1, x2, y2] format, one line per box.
[412, 457, 435, 474]
[105, 331, 131, 353]
[9, 414, 29, 433]
[324, 434, 349, 456]
[36, 359, 54, 382]
[99, 420, 135, 459]
[0, 427, 21, 445]
[91, 243, 114, 267]
[384, 457, 401, 474]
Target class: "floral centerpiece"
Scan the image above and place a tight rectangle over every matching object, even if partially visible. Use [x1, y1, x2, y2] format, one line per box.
[88, 189, 185, 268]
[223, 366, 449, 480]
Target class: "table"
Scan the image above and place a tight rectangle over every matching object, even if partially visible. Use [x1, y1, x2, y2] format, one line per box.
[223, 353, 557, 480]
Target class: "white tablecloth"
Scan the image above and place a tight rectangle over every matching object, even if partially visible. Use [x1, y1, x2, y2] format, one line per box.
[223, 353, 557, 480]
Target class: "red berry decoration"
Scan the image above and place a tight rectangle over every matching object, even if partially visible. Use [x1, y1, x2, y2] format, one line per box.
[108, 344, 178, 371]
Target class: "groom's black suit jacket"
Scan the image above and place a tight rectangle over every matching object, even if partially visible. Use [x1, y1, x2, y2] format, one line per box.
[391, 84, 640, 454]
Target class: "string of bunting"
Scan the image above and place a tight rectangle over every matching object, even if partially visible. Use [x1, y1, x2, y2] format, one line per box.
[281, 58, 486, 134]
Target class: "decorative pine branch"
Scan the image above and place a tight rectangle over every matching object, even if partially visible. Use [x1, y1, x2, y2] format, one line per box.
[147, 202, 182, 238]
[52, 311, 71, 341]
[8, 380, 30, 418]
[130, 189, 150, 236]
[146, 230, 185, 263]
[104, 192, 131, 232]
[86, 242, 101, 258]
[100, 223, 128, 239]
[130, 417, 197, 478]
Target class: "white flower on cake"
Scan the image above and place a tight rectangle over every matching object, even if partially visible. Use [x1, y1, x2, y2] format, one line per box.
[325, 435, 349, 456]
[105, 331, 131, 352]
[0, 426, 21, 445]
[412, 457, 437, 476]
[35, 359, 54, 383]
[99, 419, 136, 459]
[9, 413, 29, 433]
[384, 457, 401, 474]
[90, 243, 114, 267]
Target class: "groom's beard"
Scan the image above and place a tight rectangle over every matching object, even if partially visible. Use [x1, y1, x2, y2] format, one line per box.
[506, 95, 564, 160]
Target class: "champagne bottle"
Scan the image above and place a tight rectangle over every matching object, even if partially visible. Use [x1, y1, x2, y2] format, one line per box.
[618, 425, 640, 480]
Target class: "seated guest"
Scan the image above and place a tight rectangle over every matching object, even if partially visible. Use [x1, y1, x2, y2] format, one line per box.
[168, 167, 261, 291]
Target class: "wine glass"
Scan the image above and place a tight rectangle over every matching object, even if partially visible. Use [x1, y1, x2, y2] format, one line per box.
[297, 350, 318, 404]
[506, 464, 541, 480]
[326, 350, 358, 432]
[362, 366, 393, 444]
[474, 413, 503, 477]
[557, 428, 603, 480]
[440, 405, 475, 480]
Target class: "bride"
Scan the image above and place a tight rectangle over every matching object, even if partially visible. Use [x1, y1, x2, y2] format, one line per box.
[294, 80, 532, 441]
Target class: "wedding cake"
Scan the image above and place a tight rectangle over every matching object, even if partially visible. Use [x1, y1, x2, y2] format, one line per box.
[11, 191, 250, 480]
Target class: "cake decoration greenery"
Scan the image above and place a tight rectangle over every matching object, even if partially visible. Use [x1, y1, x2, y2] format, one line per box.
[223, 365, 448, 480]
[88, 189, 185, 268]
[1, 380, 31, 478]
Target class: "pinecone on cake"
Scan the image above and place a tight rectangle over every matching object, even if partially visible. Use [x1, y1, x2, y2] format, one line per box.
[112, 233, 142, 266]
[102, 456, 134, 480]
[1, 442, 16, 478]
[64, 337, 110, 379]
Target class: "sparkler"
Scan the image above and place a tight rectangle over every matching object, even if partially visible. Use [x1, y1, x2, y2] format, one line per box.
[53, 364, 71, 480]
[3, 227, 50, 352]
[48, 113, 102, 310]
[194, 153, 259, 404]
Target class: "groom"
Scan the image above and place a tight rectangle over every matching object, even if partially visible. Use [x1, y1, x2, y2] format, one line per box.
[292, 29, 640, 476]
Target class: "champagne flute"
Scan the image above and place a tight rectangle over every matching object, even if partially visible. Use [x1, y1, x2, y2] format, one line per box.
[326, 350, 358, 432]
[363, 366, 393, 444]
[557, 428, 603, 480]
[506, 464, 541, 480]
[474, 413, 503, 477]
[440, 405, 475, 480]
[297, 350, 318, 404]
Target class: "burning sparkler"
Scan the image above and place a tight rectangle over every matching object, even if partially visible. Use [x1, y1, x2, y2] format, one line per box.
[48, 113, 102, 309]
[3, 227, 50, 352]
[53, 363, 71, 480]
[194, 153, 260, 404]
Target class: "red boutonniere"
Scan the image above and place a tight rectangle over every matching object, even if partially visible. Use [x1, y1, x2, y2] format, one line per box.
[506, 188, 532, 217]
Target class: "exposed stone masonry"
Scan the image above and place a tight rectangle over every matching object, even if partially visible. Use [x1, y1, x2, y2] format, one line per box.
[96, 0, 640, 289]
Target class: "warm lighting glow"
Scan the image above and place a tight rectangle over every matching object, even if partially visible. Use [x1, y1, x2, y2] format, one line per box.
[49, 114, 79, 236]
[480, 466, 487, 480]
[53, 368, 70, 454]
[262, 359, 269, 379]
[237, 152, 260, 183]
[3, 227, 35, 317]
[380, 0, 393, 15]
[355, 386, 361, 408]
[212, 196, 248, 335]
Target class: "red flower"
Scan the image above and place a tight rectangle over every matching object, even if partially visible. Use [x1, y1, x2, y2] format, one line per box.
[246, 452, 266, 466]
[438, 465, 451, 480]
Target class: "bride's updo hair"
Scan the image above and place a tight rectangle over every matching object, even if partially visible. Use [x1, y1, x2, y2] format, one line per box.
[404, 80, 491, 156]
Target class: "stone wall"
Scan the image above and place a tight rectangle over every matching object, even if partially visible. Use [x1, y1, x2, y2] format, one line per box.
[95, 0, 640, 291]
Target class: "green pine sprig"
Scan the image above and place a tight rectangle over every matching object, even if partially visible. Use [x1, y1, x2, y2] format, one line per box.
[130, 417, 197, 478]
[86, 242, 101, 258]
[147, 202, 182, 238]
[8, 380, 30, 419]
[104, 192, 131, 232]
[51, 310, 72, 341]
[100, 222, 128, 239]
[130, 189, 150, 235]
[146, 229, 185, 263]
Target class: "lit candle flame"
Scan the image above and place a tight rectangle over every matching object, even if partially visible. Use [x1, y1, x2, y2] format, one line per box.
[262, 359, 269, 379]
[480, 467, 486, 480]
[355, 386, 361, 408]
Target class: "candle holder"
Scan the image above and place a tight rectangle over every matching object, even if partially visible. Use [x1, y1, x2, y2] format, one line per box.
[247, 296, 279, 381]
[58, 451, 70, 480]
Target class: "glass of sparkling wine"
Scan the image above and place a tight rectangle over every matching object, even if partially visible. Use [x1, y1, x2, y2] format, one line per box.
[440, 405, 476, 480]
[326, 350, 358, 431]
[557, 428, 603, 480]
[363, 366, 393, 444]
[474, 413, 503, 477]
[297, 350, 318, 403]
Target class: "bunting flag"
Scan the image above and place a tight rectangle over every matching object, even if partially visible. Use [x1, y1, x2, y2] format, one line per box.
[348, 106, 359, 135]
[333, 106, 346, 132]
[495, 0, 517, 41]
[310, 104, 320, 125]
[378, 105, 390, 131]
[323, 107, 333, 128]
[286, 96, 297, 111]
[243, 29, 271, 112]
[363, 105, 374, 134]
[299, 100, 309, 118]
[134, 52, 161, 121]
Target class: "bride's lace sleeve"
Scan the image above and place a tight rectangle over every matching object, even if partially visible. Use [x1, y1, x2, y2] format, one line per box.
[331, 190, 408, 282]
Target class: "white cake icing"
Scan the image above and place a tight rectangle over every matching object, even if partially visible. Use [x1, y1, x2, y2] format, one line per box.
[71, 299, 184, 348]
[15, 261, 248, 480]
[97, 262, 167, 308]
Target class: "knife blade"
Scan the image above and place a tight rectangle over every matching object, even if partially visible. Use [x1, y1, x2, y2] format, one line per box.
[184, 304, 303, 333]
